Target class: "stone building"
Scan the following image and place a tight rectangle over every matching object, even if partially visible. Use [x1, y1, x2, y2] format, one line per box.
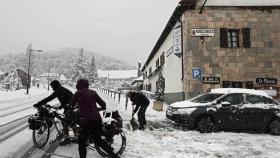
[142, 0, 280, 103]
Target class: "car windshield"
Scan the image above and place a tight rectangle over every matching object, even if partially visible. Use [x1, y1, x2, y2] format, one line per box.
[190, 93, 224, 103]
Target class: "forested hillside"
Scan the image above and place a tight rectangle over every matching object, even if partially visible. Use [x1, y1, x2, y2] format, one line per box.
[0, 48, 135, 78]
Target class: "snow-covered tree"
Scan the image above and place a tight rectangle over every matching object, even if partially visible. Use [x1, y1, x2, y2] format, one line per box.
[87, 56, 98, 83]
[137, 60, 142, 77]
[72, 48, 88, 81]
[155, 71, 165, 101]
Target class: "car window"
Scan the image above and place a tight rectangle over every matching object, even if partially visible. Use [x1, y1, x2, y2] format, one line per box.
[246, 94, 264, 104]
[218, 93, 244, 105]
[190, 93, 224, 103]
[262, 96, 279, 105]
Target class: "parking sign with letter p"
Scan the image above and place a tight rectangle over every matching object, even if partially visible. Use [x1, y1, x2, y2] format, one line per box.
[192, 68, 202, 80]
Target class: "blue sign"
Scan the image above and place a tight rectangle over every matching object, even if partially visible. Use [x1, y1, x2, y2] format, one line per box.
[192, 68, 202, 80]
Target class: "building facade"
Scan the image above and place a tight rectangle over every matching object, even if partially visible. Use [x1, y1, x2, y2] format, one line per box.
[142, 0, 280, 103]
[142, 21, 184, 104]
[97, 70, 138, 90]
[40, 73, 60, 86]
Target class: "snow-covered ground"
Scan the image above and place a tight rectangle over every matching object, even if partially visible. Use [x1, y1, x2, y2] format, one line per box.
[1, 87, 280, 158]
[0, 87, 51, 102]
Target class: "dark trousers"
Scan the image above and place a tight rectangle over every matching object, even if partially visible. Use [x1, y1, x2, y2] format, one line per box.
[78, 120, 115, 158]
[62, 110, 69, 136]
[137, 105, 148, 127]
[63, 110, 78, 136]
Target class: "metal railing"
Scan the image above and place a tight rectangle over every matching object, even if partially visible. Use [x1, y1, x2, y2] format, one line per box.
[97, 88, 122, 103]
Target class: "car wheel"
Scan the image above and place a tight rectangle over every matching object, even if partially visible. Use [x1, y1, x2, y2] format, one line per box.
[269, 119, 280, 135]
[196, 115, 214, 133]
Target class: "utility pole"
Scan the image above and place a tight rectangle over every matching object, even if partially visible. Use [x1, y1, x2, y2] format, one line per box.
[26, 44, 42, 94]
[47, 62, 51, 91]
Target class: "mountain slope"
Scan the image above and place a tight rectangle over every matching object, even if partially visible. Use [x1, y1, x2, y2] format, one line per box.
[0, 48, 135, 78]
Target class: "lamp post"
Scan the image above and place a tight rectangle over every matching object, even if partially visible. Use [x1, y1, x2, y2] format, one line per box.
[47, 63, 50, 91]
[26, 44, 42, 94]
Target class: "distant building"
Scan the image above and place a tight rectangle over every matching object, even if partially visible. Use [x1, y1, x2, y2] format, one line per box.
[0, 69, 29, 91]
[59, 74, 69, 85]
[142, 0, 280, 103]
[97, 70, 138, 90]
[131, 75, 143, 90]
[40, 73, 60, 86]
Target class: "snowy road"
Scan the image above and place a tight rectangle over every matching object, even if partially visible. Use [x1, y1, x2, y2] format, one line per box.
[1, 88, 280, 158]
[51, 90, 280, 158]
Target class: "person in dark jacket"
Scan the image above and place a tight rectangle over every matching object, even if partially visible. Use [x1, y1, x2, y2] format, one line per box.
[33, 80, 76, 145]
[69, 79, 119, 158]
[127, 91, 150, 130]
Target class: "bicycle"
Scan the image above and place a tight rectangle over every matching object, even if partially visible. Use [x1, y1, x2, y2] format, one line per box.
[28, 104, 126, 157]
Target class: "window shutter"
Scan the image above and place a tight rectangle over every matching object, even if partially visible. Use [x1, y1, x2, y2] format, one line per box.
[242, 28, 251, 48]
[220, 28, 228, 48]
[160, 53, 165, 66]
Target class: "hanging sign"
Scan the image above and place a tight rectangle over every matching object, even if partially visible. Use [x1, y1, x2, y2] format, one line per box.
[173, 21, 182, 58]
[174, 27, 182, 37]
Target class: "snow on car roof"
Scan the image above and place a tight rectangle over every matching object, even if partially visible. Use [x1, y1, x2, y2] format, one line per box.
[210, 88, 269, 97]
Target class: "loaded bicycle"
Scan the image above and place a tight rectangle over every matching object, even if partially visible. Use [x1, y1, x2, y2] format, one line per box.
[28, 104, 126, 157]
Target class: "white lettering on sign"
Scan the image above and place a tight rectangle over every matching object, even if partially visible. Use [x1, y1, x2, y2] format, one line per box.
[173, 21, 182, 58]
[191, 29, 214, 37]
[192, 68, 202, 80]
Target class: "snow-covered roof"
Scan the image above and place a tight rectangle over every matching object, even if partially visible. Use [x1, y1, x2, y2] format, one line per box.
[97, 70, 137, 79]
[210, 88, 269, 97]
[205, 0, 280, 6]
[134, 75, 143, 81]
[131, 75, 143, 85]
[59, 74, 68, 81]
[40, 73, 59, 77]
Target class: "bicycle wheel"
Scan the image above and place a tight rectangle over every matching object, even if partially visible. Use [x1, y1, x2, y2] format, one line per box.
[53, 118, 64, 139]
[95, 130, 126, 157]
[32, 120, 50, 148]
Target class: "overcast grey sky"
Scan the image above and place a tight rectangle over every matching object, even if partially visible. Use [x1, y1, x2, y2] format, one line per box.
[0, 0, 178, 66]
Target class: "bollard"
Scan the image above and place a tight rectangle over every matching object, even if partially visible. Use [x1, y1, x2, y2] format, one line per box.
[118, 93, 121, 103]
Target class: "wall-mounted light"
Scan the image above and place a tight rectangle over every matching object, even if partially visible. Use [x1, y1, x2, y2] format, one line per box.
[200, 36, 205, 43]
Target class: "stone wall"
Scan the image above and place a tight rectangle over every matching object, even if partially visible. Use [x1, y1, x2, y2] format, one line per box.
[182, 7, 280, 98]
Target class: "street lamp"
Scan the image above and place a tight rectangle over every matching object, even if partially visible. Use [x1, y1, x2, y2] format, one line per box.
[26, 44, 42, 94]
[47, 63, 51, 91]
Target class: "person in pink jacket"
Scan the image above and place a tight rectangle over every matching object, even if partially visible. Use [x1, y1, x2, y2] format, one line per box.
[69, 79, 119, 158]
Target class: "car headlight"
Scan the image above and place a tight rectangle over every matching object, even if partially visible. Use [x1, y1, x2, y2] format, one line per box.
[167, 106, 178, 112]
[177, 107, 197, 115]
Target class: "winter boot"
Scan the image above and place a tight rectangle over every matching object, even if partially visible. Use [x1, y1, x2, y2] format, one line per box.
[138, 125, 144, 131]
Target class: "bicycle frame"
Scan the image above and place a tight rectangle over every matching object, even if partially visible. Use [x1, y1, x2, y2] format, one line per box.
[47, 107, 79, 143]
[31, 104, 126, 156]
